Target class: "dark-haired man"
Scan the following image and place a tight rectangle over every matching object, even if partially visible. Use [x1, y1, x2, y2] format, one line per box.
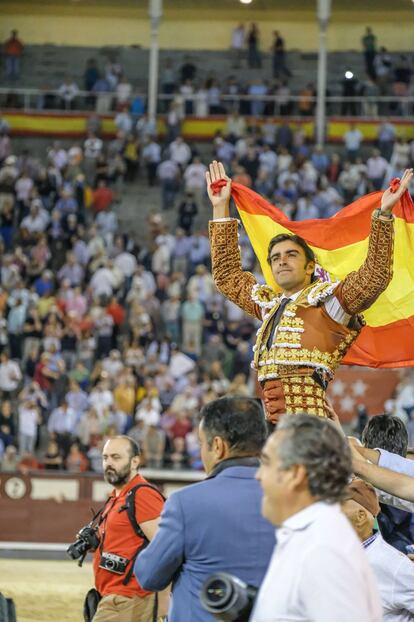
[207, 161, 413, 422]
[362, 415, 414, 553]
[135, 397, 275, 622]
[91, 436, 166, 622]
[252, 414, 381, 622]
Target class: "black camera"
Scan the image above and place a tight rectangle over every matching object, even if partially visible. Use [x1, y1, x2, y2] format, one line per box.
[200, 573, 258, 622]
[99, 552, 129, 575]
[67, 524, 100, 566]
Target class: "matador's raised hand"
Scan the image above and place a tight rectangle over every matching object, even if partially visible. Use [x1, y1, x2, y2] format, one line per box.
[206, 160, 232, 219]
[381, 168, 413, 215]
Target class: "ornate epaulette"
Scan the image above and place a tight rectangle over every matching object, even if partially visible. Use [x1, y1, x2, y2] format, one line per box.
[251, 283, 279, 309]
[305, 280, 341, 306]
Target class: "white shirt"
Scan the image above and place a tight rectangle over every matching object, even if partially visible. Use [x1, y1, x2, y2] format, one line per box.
[157, 159, 179, 181]
[49, 148, 68, 170]
[231, 26, 244, 49]
[365, 533, 414, 622]
[251, 502, 382, 622]
[88, 389, 113, 418]
[259, 150, 278, 174]
[84, 137, 103, 159]
[142, 142, 161, 164]
[376, 449, 414, 512]
[0, 360, 22, 391]
[90, 268, 117, 297]
[15, 177, 34, 202]
[170, 141, 192, 166]
[58, 82, 79, 101]
[366, 156, 389, 179]
[20, 212, 49, 233]
[344, 129, 363, 150]
[116, 82, 132, 104]
[168, 351, 196, 379]
[184, 162, 207, 190]
[114, 252, 137, 277]
[19, 406, 38, 437]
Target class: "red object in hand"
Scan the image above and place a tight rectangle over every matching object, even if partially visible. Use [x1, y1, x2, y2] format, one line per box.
[389, 178, 401, 193]
[210, 179, 228, 195]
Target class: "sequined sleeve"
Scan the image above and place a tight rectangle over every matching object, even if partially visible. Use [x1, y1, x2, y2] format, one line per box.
[209, 219, 262, 320]
[336, 212, 394, 315]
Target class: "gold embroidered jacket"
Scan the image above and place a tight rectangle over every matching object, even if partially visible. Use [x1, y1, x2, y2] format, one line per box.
[209, 213, 394, 387]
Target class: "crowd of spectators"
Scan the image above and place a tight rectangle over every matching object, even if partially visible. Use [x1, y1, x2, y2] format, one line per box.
[135, 115, 414, 230]
[0, 115, 265, 475]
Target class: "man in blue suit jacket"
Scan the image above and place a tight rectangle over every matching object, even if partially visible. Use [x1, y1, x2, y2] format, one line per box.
[135, 396, 276, 622]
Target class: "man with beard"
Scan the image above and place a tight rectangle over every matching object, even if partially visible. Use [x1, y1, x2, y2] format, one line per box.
[91, 436, 167, 622]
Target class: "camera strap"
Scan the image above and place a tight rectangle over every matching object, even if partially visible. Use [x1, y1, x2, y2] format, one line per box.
[97, 497, 118, 555]
[121, 483, 165, 586]
[123, 483, 165, 540]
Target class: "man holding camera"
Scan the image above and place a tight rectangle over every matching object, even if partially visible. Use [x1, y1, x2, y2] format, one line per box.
[88, 436, 166, 622]
[134, 397, 276, 622]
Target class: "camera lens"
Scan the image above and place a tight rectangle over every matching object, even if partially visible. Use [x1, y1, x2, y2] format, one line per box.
[67, 540, 86, 560]
[205, 578, 233, 607]
[106, 559, 115, 570]
[201, 573, 255, 622]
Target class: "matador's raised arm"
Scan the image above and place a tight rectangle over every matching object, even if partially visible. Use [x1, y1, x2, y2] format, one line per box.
[209, 218, 262, 320]
[336, 212, 394, 315]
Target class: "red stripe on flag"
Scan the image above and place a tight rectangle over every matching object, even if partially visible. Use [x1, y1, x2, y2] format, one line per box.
[232, 183, 414, 250]
[344, 315, 414, 368]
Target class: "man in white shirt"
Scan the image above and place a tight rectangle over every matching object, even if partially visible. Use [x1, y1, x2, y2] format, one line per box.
[90, 263, 117, 298]
[142, 137, 161, 186]
[252, 414, 382, 622]
[343, 122, 363, 162]
[183, 156, 207, 206]
[20, 201, 49, 238]
[169, 136, 192, 169]
[231, 23, 245, 68]
[113, 250, 137, 278]
[366, 149, 389, 190]
[0, 351, 22, 397]
[58, 77, 79, 110]
[342, 478, 414, 621]
[18, 399, 40, 454]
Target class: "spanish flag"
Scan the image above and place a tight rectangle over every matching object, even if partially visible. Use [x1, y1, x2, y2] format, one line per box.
[231, 183, 414, 368]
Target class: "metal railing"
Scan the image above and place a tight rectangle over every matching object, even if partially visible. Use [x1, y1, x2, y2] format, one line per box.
[0, 86, 413, 118]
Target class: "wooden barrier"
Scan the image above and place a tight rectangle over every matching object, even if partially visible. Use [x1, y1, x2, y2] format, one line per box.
[0, 469, 203, 544]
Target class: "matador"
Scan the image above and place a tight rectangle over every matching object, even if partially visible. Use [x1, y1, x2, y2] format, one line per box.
[207, 161, 413, 423]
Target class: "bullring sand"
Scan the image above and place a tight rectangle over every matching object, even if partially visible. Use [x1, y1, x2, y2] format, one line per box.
[0, 559, 93, 621]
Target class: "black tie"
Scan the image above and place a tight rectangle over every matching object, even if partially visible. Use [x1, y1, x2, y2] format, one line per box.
[266, 298, 291, 350]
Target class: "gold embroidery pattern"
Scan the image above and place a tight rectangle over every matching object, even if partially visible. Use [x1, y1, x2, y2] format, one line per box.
[209, 220, 261, 320]
[254, 306, 359, 382]
[339, 214, 394, 315]
[281, 376, 325, 417]
[251, 283, 278, 308]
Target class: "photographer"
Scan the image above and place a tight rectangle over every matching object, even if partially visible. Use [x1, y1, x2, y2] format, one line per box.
[135, 396, 276, 622]
[80, 436, 166, 621]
